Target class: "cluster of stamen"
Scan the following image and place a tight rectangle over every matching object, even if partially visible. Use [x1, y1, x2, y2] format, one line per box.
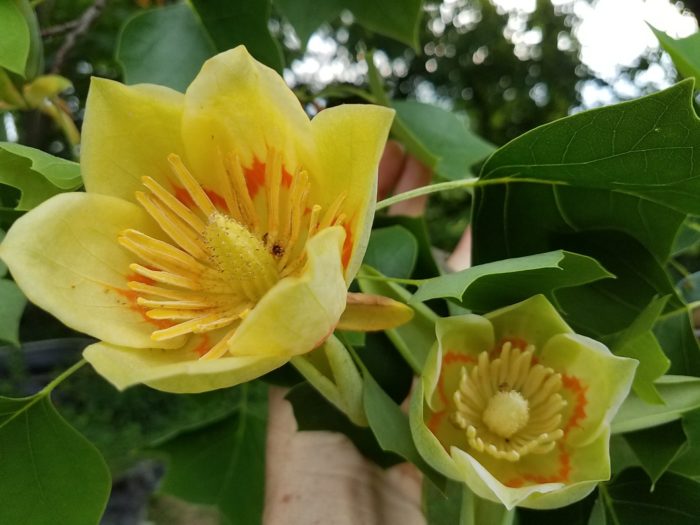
[451, 342, 566, 462]
[117, 151, 346, 360]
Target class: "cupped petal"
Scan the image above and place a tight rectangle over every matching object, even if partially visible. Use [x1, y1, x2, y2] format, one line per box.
[227, 226, 347, 358]
[540, 333, 637, 447]
[485, 295, 573, 351]
[428, 314, 494, 411]
[336, 292, 414, 331]
[0, 192, 183, 349]
[82, 77, 185, 201]
[310, 104, 395, 281]
[83, 341, 286, 393]
[182, 46, 314, 194]
[410, 381, 464, 480]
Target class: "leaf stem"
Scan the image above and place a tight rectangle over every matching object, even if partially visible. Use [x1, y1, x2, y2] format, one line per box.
[356, 274, 426, 286]
[376, 177, 568, 211]
[41, 359, 86, 395]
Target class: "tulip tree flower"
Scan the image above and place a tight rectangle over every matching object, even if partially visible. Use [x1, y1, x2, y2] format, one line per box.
[0, 47, 403, 393]
[410, 295, 637, 509]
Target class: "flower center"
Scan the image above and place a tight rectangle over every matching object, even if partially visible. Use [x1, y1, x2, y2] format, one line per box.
[482, 391, 529, 438]
[451, 342, 566, 462]
[117, 151, 347, 360]
[204, 212, 279, 303]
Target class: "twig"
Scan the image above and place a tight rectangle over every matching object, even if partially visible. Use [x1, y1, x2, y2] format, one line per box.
[50, 0, 109, 73]
[41, 19, 80, 38]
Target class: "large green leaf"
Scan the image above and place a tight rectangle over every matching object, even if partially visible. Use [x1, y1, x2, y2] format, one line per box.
[0, 228, 6, 276]
[607, 296, 671, 404]
[117, 4, 215, 92]
[347, 0, 423, 49]
[612, 375, 700, 434]
[275, 0, 342, 47]
[670, 409, 700, 480]
[654, 306, 700, 376]
[393, 100, 495, 181]
[0, 143, 81, 210]
[596, 468, 700, 525]
[651, 26, 700, 85]
[624, 421, 687, 485]
[423, 478, 463, 525]
[412, 250, 612, 310]
[473, 80, 700, 264]
[0, 395, 111, 525]
[191, 0, 283, 72]
[157, 382, 268, 525]
[362, 371, 445, 489]
[0, 0, 30, 76]
[363, 225, 418, 279]
[0, 279, 26, 346]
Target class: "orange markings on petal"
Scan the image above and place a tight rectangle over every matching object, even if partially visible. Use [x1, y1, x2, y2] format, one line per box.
[244, 158, 266, 198]
[562, 374, 588, 435]
[172, 184, 196, 209]
[193, 334, 212, 357]
[438, 351, 477, 405]
[282, 167, 293, 188]
[112, 273, 176, 330]
[427, 410, 447, 435]
[205, 189, 228, 212]
[341, 223, 353, 269]
[505, 445, 572, 488]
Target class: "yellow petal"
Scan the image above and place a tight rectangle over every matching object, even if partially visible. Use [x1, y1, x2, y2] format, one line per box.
[0, 192, 183, 349]
[82, 77, 185, 201]
[83, 341, 286, 393]
[227, 226, 347, 358]
[336, 292, 414, 331]
[310, 104, 395, 281]
[182, 46, 314, 193]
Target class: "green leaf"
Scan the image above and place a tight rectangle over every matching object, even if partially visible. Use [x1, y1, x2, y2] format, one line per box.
[624, 421, 687, 485]
[598, 468, 700, 525]
[117, 4, 215, 92]
[275, 0, 342, 47]
[393, 100, 495, 181]
[473, 80, 700, 264]
[0, 142, 82, 210]
[412, 250, 612, 310]
[0, 0, 30, 76]
[373, 215, 441, 278]
[672, 216, 700, 255]
[0, 279, 25, 346]
[423, 478, 463, 525]
[518, 493, 597, 525]
[607, 296, 671, 404]
[57, 365, 249, 472]
[358, 266, 438, 372]
[650, 26, 700, 84]
[0, 395, 111, 525]
[346, 0, 424, 49]
[654, 307, 700, 376]
[362, 371, 445, 490]
[460, 488, 515, 525]
[670, 409, 700, 480]
[286, 381, 401, 468]
[364, 225, 418, 279]
[191, 0, 284, 72]
[678, 271, 700, 303]
[612, 375, 700, 434]
[157, 381, 268, 525]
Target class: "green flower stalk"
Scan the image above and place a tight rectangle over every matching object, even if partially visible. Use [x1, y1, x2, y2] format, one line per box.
[410, 295, 637, 509]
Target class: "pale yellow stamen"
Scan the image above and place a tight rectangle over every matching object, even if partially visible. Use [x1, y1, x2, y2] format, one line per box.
[451, 343, 567, 462]
[225, 153, 259, 232]
[167, 153, 217, 216]
[266, 150, 283, 245]
[141, 176, 207, 233]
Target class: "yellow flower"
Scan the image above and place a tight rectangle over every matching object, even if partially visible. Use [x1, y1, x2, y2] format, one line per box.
[0, 47, 396, 393]
[410, 295, 637, 509]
